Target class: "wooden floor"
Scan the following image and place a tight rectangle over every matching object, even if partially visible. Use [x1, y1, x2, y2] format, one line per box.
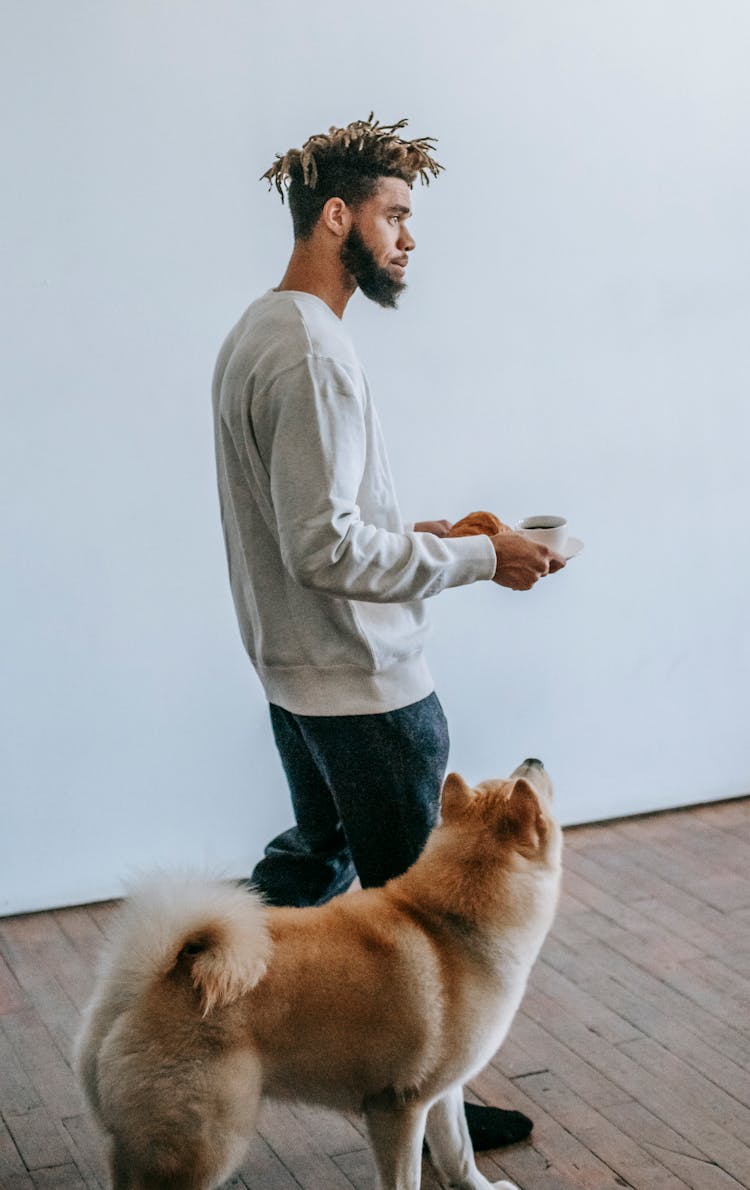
[2, 797, 750, 1190]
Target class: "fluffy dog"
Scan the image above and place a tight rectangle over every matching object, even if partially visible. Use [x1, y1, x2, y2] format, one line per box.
[75, 760, 562, 1190]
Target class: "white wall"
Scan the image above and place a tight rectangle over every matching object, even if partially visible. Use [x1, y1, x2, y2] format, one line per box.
[2, 1, 749, 915]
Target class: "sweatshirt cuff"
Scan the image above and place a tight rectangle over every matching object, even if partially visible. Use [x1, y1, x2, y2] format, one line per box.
[438, 533, 497, 588]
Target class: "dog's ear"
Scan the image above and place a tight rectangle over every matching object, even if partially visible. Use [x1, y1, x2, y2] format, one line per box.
[441, 772, 474, 820]
[504, 778, 547, 852]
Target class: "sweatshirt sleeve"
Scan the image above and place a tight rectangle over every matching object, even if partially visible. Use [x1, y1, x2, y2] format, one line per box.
[253, 354, 496, 603]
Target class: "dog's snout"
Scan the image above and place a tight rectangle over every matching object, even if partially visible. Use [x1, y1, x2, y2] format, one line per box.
[523, 758, 544, 770]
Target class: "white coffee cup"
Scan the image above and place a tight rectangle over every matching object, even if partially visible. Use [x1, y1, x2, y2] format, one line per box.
[517, 515, 568, 554]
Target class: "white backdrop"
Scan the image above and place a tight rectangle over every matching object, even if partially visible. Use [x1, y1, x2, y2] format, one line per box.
[2, 1, 749, 914]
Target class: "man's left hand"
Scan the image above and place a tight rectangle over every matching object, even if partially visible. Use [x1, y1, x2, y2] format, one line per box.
[414, 520, 452, 537]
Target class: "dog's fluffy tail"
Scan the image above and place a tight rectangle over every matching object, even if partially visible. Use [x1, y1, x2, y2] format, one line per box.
[98, 873, 272, 1015]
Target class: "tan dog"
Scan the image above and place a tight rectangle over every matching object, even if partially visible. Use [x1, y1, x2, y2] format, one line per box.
[75, 760, 562, 1190]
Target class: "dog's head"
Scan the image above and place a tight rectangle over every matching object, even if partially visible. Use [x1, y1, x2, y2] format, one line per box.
[438, 759, 563, 883]
[399, 759, 563, 943]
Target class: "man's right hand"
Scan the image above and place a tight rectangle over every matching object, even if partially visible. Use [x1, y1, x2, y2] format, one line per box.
[490, 531, 566, 590]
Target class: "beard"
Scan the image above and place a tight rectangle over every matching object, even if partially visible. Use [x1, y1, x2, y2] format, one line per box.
[340, 225, 406, 309]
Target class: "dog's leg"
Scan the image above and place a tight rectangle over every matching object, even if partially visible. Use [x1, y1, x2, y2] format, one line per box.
[109, 1143, 134, 1190]
[425, 1087, 520, 1190]
[365, 1099, 428, 1190]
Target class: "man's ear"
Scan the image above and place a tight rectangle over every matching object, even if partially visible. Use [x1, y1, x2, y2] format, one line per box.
[321, 196, 351, 238]
[504, 778, 546, 850]
[441, 772, 474, 820]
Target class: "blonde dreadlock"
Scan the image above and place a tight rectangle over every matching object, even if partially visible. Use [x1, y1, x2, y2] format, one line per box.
[261, 113, 444, 201]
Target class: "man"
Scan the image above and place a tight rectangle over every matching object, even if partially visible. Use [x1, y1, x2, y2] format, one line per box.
[212, 114, 564, 1150]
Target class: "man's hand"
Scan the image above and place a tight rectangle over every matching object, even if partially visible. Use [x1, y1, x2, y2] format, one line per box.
[414, 519, 452, 538]
[491, 531, 566, 590]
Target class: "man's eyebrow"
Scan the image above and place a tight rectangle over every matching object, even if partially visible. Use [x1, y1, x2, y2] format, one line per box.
[386, 204, 412, 216]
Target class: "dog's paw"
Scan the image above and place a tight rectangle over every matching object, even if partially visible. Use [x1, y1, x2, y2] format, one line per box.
[492, 1182, 520, 1190]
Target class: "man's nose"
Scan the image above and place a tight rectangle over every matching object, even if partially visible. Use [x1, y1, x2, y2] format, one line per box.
[399, 226, 415, 252]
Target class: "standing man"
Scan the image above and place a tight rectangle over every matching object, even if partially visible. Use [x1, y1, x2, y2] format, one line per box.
[212, 114, 564, 1150]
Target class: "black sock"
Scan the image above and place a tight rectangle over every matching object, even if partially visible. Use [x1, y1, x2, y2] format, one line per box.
[464, 1102, 533, 1150]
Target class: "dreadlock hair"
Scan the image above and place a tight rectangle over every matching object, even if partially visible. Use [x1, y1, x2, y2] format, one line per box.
[261, 113, 444, 241]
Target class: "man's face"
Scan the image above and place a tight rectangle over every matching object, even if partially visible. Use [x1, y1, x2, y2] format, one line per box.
[340, 176, 415, 308]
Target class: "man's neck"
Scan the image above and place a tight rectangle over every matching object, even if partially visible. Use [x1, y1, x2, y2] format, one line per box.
[275, 241, 355, 320]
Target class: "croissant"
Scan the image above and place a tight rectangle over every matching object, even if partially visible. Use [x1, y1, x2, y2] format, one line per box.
[447, 510, 511, 538]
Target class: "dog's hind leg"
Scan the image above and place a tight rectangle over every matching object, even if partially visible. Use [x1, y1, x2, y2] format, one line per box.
[364, 1096, 428, 1190]
[108, 1136, 232, 1190]
[109, 1143, 135, 1190]
[425, 1087, 520, 1190]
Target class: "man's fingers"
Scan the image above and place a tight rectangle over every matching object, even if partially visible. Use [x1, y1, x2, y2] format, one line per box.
[534, 544, 566, 576]
[504, 570, 539, 590]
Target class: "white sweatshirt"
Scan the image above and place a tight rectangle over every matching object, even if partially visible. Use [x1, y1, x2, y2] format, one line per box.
[211, 290, 496, 715]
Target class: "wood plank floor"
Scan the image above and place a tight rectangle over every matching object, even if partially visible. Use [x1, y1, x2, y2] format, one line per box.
[1, 797, 749, 1189]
